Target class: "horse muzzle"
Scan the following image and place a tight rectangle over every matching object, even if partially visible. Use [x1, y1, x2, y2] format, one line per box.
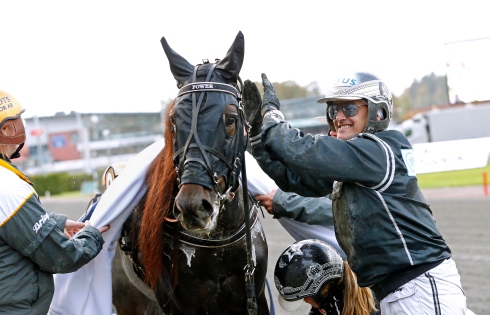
[174, 183, 220, 232]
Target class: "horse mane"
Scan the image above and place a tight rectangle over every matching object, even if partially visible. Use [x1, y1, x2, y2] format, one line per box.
[139, 99, 177, 290]
[341, 261, 377, 315]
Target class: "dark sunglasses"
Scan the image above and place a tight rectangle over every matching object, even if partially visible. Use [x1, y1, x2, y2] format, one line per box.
[327, 101, 367, 120]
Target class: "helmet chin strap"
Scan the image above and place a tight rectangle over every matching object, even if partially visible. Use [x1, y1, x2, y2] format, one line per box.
[10, 142, 24, 159]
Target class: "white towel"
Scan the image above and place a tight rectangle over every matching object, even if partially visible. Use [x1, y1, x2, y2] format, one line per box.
[49, 139, 165, 315]
[244, 151, 278, 195]
[244, 152, 346, 258]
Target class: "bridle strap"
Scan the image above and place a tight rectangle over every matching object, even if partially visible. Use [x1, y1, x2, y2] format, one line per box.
[175, 64, 218, 187]
[162, 197, 259, 248]
[240, 147, 258, 315]
[177, 82, 241, 100]
[174, 143, 234, 172]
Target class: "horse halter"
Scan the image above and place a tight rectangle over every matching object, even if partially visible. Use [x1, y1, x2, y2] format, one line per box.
[171, 61, 244, 206]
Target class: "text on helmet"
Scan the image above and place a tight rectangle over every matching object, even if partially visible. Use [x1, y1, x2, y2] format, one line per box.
[0, 96, 14, 112]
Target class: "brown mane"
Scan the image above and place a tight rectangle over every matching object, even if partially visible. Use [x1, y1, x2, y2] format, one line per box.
[139, 99, 177, 289]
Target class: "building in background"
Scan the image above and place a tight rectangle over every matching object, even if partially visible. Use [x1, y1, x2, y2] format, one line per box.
[19, 96, 327, 177]
[21, 111, 164, 176]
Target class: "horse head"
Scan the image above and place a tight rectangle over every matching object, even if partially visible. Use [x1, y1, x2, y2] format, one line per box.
[161, 31, 246, 233]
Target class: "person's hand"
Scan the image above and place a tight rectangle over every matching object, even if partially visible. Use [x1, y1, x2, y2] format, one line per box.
[84, 220, 111, 234]
[255, 188, 278, 215]
[64, 220, 85, 238]
[260, 73, 281, 117]
[242, 79, 263, 137]
[97, 225, 110, 233]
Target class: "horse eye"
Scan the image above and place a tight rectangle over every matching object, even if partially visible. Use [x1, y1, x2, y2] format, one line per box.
[223, 114, 237, 136]
[225, 117, 236, 126]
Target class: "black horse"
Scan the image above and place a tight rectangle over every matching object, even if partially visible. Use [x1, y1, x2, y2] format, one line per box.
[111, 31, 269, 315]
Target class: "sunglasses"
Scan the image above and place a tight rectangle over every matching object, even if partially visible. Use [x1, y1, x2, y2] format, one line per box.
[327, 101, 367, 120]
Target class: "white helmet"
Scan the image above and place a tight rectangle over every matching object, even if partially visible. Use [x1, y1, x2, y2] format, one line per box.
[317, 72, 393, 133]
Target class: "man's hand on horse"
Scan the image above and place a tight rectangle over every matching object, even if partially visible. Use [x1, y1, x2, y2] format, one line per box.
[243, 79, 263, 137]
[84, 220, 111, 234]
[260, 73, 281, 116]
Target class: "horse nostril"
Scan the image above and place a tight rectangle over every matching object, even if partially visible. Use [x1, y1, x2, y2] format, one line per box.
[176, 197, 214, 220]
[199, 199, 214, 218]
[189, 199, 214, 220]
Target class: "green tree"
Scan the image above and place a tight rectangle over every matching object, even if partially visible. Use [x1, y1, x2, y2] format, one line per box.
[394, 73, 449, 121]
[250, 80, 321, 100]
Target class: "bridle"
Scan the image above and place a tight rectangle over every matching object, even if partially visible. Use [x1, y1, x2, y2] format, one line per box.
[169, 60, 259, 314]
[171, 61, 243, 207]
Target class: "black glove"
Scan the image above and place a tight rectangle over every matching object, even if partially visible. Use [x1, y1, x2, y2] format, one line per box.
[242, 79, 263, 137]
[260, 73, 281, 117]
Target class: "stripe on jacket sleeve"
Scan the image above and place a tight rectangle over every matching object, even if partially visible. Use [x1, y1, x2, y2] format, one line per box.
[360, 133, 395, 192]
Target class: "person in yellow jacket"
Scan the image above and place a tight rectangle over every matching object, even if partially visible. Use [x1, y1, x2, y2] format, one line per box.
[0, 90, 109, 315]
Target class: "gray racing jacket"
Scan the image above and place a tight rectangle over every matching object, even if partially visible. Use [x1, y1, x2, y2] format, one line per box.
[252, 115, 451, 300]
[272, 189, 334, 226]
[0, 158, 105, 315]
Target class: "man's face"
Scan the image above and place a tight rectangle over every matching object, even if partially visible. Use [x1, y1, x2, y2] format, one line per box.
[329, 100, 368, 140]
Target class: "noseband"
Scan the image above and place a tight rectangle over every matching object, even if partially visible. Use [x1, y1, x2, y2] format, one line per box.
[171, 61, 244, 206]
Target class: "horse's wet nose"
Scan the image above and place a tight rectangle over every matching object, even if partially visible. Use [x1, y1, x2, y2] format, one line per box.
[174, 185, 215, 230]
[175, 198, 213, 228]
[175, 197, 214, 220]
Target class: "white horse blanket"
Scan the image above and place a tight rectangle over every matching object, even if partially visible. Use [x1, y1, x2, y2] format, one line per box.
[49, 142, 337, 315]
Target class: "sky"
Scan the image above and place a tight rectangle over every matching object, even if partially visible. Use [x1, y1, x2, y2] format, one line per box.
[2, 0, 490, 118]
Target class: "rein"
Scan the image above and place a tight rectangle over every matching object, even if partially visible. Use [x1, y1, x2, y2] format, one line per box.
[162, 192, 259, 248]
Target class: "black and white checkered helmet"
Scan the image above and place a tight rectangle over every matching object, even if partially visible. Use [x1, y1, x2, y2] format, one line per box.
[274, 239, 344, 311]
[317, 72, 393, 133]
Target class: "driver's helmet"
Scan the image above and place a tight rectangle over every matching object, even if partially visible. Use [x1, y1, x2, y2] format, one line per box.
[317, 72, 393, 133]
[0, 90, 26, 145]
[274, 239, 344, 311]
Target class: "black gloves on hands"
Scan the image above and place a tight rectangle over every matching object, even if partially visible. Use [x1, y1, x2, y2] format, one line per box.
[260, 73, 280, 116]
[243, 79, 263, 138]
[243, 73, 282, 138]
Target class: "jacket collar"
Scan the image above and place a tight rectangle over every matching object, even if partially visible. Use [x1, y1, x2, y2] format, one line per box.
[0, 158, 33, 185]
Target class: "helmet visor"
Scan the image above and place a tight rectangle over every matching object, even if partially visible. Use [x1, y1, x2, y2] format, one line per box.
[327, 101, 367, 120]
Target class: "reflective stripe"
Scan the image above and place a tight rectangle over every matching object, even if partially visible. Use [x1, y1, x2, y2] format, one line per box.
[360, 133, 395, 192]
[374, 190, 414, 266]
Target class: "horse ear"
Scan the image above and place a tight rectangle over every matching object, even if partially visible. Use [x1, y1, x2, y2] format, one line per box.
[161, 36, 194, 88]
[216, 31, 244, 83]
